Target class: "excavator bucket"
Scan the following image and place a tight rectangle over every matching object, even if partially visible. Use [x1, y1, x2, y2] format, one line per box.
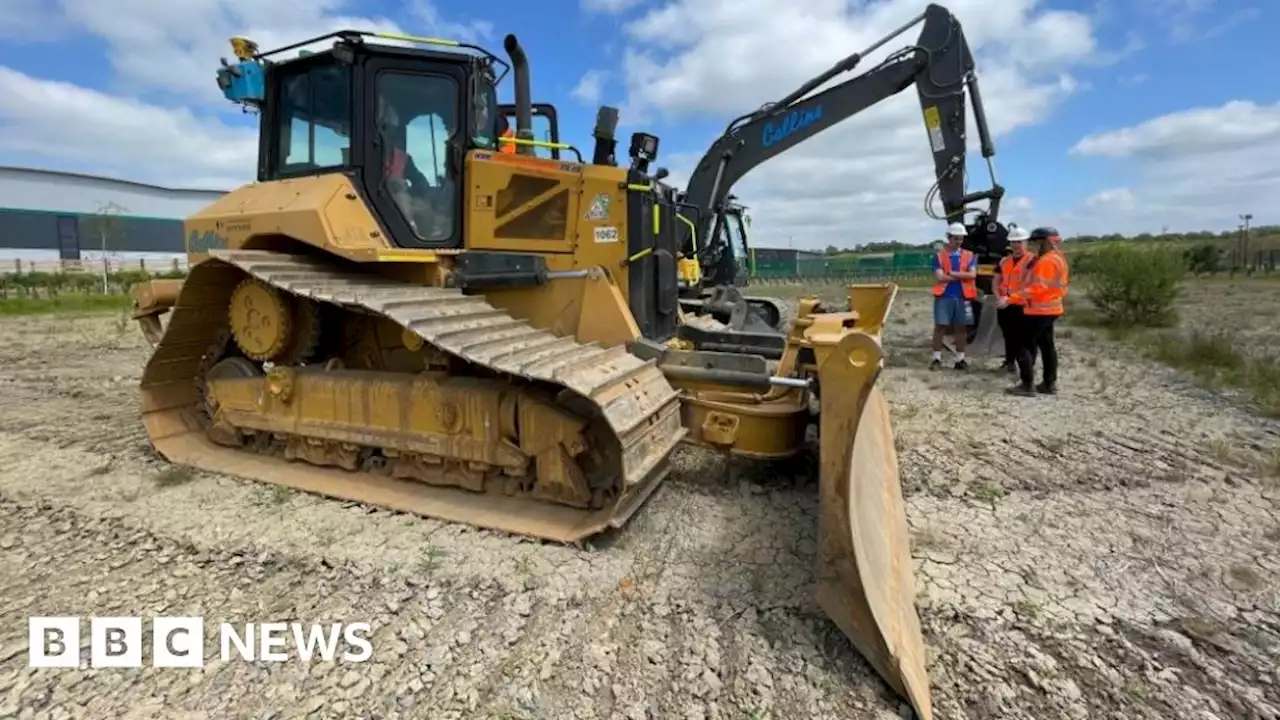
[813, 291, 931, 720]
[966, 295, 1003, 356]
[941, 295, 1003, 358]
[847, 283, 897, 336]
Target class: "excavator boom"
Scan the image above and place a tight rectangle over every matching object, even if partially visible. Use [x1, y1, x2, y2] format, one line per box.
[679, 3, 1006, 287]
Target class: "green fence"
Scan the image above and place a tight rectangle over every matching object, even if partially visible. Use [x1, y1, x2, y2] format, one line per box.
[746, 249, 935, 281]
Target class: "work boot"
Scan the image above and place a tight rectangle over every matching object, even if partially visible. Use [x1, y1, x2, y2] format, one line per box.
[1035, 382, 1057, 395]
[930, 359, 942, 371]
[954, 359, 969, 371]
[1005, 382, 1035, 396]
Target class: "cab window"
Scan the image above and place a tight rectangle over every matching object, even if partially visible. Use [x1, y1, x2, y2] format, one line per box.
[375, 72, 458, 243]
[274, 63, 351, 175]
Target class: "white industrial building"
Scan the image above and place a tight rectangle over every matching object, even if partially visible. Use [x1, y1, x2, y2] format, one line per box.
[0, 166, 228, 271]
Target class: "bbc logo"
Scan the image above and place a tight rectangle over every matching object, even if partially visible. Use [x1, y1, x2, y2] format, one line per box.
[30, 617, 202, 668]
[28, 617, 373, 668]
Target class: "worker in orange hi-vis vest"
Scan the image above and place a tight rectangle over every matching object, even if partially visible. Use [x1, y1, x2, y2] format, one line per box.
[494, 114, 518, 154]
[499, 127, 517, 154]
[930, 222, 978, 371]
[999, 226, 1069, 396]
[994, 225, 1036, 374]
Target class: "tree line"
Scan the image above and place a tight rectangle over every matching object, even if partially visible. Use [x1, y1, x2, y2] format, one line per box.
[818, 225, 1279, 256]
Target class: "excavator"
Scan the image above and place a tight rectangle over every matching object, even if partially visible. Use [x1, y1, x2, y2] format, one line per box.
[671, 5, 1011, 351]
[671, 195, 795, 335]
[128, 7, 1004, 718]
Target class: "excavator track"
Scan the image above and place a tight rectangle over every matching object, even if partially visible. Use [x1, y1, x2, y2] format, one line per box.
[139, 250, 686, 542]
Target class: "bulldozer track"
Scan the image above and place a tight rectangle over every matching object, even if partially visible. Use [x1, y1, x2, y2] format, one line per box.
[139, 249, 687, 543]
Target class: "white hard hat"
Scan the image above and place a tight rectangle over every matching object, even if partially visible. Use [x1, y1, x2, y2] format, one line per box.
[946, 222, 967, 237]
[1008, 225, 1030, 242]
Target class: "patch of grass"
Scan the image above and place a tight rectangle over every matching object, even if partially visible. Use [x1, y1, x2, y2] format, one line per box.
[249, 483, 294, 506]
[1260, 448, 1280, 483]
[1206, 437, 1237, 466]
[1125, 680, 1149, 702]
[1140, 330, 1280, 418]
[112, 308, 132, 335]
[153, 466, 195, 488]
[972, 483, 1006, 506]
[1011, 598, 1042, 620]
[0, 293, 131, 316]
[514, 551, 537, 575]
[418, 542, 444, 573]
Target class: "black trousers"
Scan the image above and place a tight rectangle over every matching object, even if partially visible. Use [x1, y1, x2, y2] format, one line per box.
[997, 305, 1025, 364]
[1017, 314, 1058, 387]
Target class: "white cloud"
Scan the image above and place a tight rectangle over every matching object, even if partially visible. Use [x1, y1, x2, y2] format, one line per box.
[1135, 0, 1256, 43]
[571, 70, 606, 106]
[1071, 100, 1280, 158]
[581, 0, 646, 14]
[1083, 187, 1136, 212]
[0, 0, 490, 187]
[0, 66, 255, 189]
[1054, 100, 1280, 234]
[614, 0, 1102, 248]
[0, 0, 70, 41]
[46, 0, 490, 102]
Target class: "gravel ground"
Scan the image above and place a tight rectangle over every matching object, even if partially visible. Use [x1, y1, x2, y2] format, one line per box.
[0, 286, 1278, 720]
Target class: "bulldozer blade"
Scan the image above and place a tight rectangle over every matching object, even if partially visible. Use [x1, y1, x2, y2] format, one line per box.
[816, 331, 932, 720]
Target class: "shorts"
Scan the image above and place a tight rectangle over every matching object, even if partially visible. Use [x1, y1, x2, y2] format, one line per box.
[933, 295, 974, 326]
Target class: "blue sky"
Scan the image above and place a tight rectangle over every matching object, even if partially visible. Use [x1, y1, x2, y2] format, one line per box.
[0, 0, 1274, 248]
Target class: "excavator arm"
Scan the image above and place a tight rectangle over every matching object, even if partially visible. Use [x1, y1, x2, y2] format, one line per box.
[679, 2, 1005, 286]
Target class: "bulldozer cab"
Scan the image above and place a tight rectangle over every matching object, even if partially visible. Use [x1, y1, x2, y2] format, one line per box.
[254, 34, 509, 251]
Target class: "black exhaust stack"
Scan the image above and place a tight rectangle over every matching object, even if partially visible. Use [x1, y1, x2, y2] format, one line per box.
[503, 34, 533, 156]
[592, 106, 619, 166]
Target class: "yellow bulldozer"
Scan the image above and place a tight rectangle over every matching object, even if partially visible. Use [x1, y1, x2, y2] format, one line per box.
[129, 7, 1010, 717]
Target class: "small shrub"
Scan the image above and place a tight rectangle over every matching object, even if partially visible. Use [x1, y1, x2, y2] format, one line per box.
[1085, 244, 1186, 328]
[1184, 243, 1222, 274]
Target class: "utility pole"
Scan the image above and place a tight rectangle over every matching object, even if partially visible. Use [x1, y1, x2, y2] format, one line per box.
[1240, 213, 1253, 270]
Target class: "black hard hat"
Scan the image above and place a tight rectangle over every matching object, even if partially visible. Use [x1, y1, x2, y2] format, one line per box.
[1030, 226, 1059, 240]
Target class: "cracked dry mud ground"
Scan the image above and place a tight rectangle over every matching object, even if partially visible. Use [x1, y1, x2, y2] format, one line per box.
[0, 288, 1278, 720]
